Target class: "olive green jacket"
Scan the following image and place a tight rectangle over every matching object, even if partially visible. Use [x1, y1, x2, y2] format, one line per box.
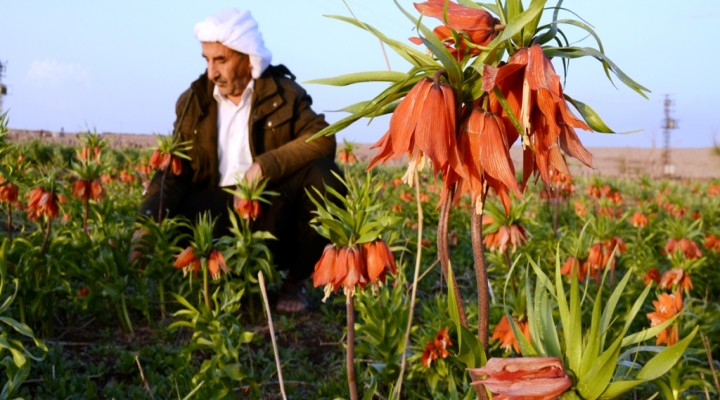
[140, 65, 335, 218]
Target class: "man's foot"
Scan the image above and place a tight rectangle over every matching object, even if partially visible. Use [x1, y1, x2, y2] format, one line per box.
[276, 278, 307, 313]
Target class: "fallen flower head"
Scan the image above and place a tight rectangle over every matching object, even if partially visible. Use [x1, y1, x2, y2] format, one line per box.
[468, 357, 572, 400]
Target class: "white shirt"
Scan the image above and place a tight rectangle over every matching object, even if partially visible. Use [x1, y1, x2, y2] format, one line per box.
[215, 81, 254, 187]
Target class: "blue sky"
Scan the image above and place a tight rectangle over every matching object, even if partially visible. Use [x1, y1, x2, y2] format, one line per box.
[1, 0, 718, 148]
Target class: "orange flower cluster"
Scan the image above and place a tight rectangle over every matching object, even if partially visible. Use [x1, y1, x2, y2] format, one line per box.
[647, 291, 683, 345]
[421, 327, 453, 368]
[629, 211, 649, 228]
[704, 233, 720, 251]
[469, 357, 572, 400]
[119, 170, 136, 184]
[708, 184, 720, 197]
[337, 149, 356, 165]
[540, 170, 575, 201]
[0, 178, 19, 203]
[663, 238, 702, 259]
[73, 179, 104, 201]
[26, 187, 59, 221]
[174, 247, 228, 279]
[491, 315, 531, 353]
[412, 0, 502, 61]
[149, 149, 183, 175]
[312, 240, 396, 300]
[78, 145, 102, 163]
[561, 238, 626, 282]
[234, 197, 262, 220]
[659, 268, 693, 293]
[587, 183, 623, 203]
[483, 224, 526, 253]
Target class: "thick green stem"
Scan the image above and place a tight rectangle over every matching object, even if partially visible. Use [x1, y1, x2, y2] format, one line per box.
[119, 292, 134, 336]
[346, 296, 358, 400]
[6, 205, 12, 243]
[437, 186, 467, 327]
[83, 198, 89, 235]
[157, 168, 168, 222]
[471, 211, 490, 400]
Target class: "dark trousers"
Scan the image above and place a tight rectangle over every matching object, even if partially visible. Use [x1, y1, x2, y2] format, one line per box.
[175, 158, 344, 280]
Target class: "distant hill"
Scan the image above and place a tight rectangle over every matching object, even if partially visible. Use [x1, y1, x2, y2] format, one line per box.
[7, 129, 720, 180]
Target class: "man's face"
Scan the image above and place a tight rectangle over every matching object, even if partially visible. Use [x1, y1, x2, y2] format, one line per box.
[201, 42, 251, 101]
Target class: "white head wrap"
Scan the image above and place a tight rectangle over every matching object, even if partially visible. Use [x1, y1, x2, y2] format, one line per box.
[194, 9, 272, 79]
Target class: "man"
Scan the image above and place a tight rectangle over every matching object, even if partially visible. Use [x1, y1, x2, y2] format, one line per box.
[138, 9, 342, 313]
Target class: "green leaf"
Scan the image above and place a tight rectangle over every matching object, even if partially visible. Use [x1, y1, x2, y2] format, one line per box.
[565, 94, 614, 133]
[636, 326, 698, 381]
[306, 71, 409, 86]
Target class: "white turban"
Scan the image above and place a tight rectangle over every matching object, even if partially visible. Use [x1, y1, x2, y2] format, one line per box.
[194, 9, 272, 79]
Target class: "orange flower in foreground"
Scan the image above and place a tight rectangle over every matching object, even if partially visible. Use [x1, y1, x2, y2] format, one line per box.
[458, 108, 522, 214]
[174, 246, 201, 277]
[313, 241, 396, 301]
[207, 250, 228, 280]
[368, 72, 460, 193]
[484, 43, 592, 189]
[234, 197, 262, 220]
[492, 315, 531, 353]
[647, 291, 683, 345]
[26, 187, 60, 221]
[469, 357, 572, 400]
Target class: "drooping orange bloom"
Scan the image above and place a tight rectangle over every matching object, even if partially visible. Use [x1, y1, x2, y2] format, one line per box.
[708, 184, 720, 197]
[78, 145, 102, 163]
[468, 357, 572, 400]
[422, 327, 454, 368]
[119, 170, 136, 184]
[574, 200, 587, 217]
[234, 197, 262, 220]
[368, 72, 460, 194]
[313, 241, 396, 301]
[492, 315, 531, 353]
[630, 211, 649, 228]
[73, 179, 104, 201]
[484, 224, 527, 254]
[561, 256, 590, 282]
[457, 108, 522, 214]
[149, 149, 183, 175]
[484, 43, 592, 189]
[337, 149, 357, 165]
[703, 233, 720, 251]
[26, 187, 60, 221]
[663, 238, 702, 259]
[0, 178, 19, 203]
[660, 268, 693, 293]
[207, 250, 228, 280]
[647, 291, 683, 345]
[174, 246, 201, 277]
[644, 268, 661, 286]
[412, 0, 501, 60]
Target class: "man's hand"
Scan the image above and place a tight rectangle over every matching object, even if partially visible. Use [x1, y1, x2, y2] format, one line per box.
[244, 162, 263, 183]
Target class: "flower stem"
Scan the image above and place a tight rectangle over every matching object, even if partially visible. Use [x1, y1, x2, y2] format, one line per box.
[202, 258, 210, 310]
[40, 218, 52, 254]
[395, 170, 424, 398]
[6, 205, 12, 244]
[83, 198, 90, 235]
[157, 168, 168, 222]
[346, 295, 358, 400]
[438, 185, 467, 327]
[471, 210, 490, 400]
[118, 292, 134, 336]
